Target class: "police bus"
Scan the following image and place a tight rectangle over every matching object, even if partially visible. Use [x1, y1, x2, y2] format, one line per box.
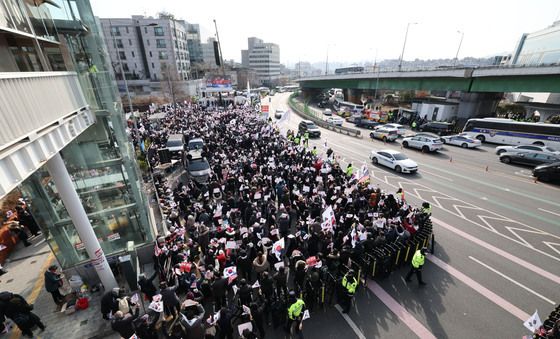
[462, 118, 560, 147]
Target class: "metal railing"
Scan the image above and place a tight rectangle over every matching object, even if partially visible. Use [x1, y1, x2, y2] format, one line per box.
[0, 72, 88, 148]
[288, 94, 362, 138]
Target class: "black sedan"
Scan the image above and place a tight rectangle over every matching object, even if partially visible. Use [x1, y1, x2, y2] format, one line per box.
[499, 151, 560, 167]
[533, 162, 560, 182]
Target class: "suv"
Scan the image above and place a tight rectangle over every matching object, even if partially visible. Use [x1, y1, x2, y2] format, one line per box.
[185, 158, 211, 184]
[298, 120, 321, 138]
[418, 122, 454, 136]
[402, 135, 443, 152]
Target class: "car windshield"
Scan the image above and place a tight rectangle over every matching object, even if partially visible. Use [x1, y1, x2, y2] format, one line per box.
[188, 160, 209, 171]
[167, 140, 182, 147]
[393, 153, 408, 160]
[189, 141, 203, 150]
[307, 123, 317, 128]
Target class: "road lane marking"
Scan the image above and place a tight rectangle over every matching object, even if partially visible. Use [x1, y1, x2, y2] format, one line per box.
[433, 217, 560, 285]
[428, 255, 530, 321]
[468, 256, 555, 305]
[366, 281, 437, 339]
[418, 169, 454, 182]
[334, 304, 367, 339]
[539, 208, 560, 217]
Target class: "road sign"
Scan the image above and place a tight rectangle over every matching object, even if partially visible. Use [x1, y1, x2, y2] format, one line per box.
[262, 105, 269, 113]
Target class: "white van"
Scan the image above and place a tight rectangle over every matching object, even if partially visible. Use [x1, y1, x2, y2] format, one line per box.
[166, 134, 184, 158]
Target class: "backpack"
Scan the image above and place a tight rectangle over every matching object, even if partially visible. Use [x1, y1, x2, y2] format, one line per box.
[117, 297, 130, 314]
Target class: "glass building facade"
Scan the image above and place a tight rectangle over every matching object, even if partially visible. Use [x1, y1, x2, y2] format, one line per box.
[1, 0, 153, 269]
[511, 21, 560, 66]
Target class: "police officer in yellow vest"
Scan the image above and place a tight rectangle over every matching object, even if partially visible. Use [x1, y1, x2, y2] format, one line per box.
[287, 290, 306, 332]
[303, 131, 309, 147]
[345, 163, 355, 177]
[340, 269, 358, 313]
[405, 247, 428, 285]
[311, 146, 318, 156]
[294, 134, 301, 145]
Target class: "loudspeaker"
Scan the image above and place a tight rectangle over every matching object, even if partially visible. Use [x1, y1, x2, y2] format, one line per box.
[158, 148, 171, 164]
[213, 41, 221, 66]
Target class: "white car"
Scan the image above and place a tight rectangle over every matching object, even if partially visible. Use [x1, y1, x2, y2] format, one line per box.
[369, 149, 418, 173]
[369, 128, 399, 142]
[323, 109, 333, 116]
[375, 123, 407, 136]
[402, 135, 443, 152]
[442, 134, 482, 148]
[495, 144, 559, 156]
[187, 137, 204, 160]
[325, 116, 344, 126]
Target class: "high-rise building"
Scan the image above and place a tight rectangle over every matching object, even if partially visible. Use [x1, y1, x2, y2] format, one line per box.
[99, 14, 194, 101]
[241, 37, 280, 86]
[0, 0, 155, 289]
[185, 23, 203, 65]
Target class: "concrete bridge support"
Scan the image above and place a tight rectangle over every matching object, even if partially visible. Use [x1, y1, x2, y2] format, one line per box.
[457, 92, 502, 124]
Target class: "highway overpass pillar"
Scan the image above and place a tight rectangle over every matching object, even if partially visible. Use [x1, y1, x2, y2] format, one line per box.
[457, 92, 502, 124]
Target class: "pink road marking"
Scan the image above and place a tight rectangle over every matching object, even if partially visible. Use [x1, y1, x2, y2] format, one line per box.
[428, 255, 530, 321]
[432, 217, 560, 285]
[367, 280, 437, 339]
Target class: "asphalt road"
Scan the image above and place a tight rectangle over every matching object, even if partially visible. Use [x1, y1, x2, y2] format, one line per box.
[265, 93, 560, 339]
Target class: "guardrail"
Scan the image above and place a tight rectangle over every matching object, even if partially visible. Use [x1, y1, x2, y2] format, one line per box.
[288, 94, 362, 139]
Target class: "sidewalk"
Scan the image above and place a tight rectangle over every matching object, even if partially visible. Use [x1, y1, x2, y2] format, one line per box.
[0, 235, 119, 339]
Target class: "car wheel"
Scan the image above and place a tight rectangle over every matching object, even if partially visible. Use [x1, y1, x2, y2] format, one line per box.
[533, 141, 545, 146]
[476, 135, 485, 142]
[442, 139, 447, 144]
[422, 146, 429, 153]
[402, 141, 409, 148]
[382, 136, 387, 142]
[461, 143, 468, 148]
[497, 149, 505, 155]
[372, 157, 378, 164]
[395, 165, 402, 173]
[501, 156, 511, 164]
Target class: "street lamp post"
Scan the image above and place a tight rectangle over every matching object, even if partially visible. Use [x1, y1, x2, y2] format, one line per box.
[398, 22, 417, 71]
[454, 30, 464, 67]
[325, 45, 329, 75]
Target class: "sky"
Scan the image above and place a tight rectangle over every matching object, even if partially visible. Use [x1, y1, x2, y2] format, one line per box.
[90, 0, 560, 66]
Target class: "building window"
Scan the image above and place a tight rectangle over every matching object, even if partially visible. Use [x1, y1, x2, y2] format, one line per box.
[115, 39, 123, 48]
[149, 51, 153, 57]
[110, 26, 120, 36]
[144, 27, 147, 34]
[159, 51, 168, 60]
[151, 62, 155, 69]
[146, 39, 150, 46]
[128, 39, 132, 46]
[118, 51, 126, 60]
[131, 51, 135, 58]
[125, 26, 129, 34]
[154, 27, 164, 36]
[122, 63, 130, 72]
[156, 39, 166, 48]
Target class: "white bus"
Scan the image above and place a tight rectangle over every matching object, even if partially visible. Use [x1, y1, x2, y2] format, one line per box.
[462, 118, 560, 147]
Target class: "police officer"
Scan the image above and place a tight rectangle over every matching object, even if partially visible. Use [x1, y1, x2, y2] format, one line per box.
[345, 163, 355, 177]
[340, 269, 358, 313]
[287, 290, 306, 333]
[311, 146, 318, 156]
[303, 131, 309, 147]
[405, 247, 427, 285]
[294, 133, 301, 145]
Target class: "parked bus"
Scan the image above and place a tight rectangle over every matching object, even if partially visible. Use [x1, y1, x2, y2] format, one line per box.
[333, 100, 364, 117]
[462, 118, 560, 147]
[335, 66, 365, 74]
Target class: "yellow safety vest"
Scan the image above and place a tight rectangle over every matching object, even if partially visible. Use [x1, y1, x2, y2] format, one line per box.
[346, 166, 354, 176]
[422, 205, 432, 215]
[311, 149, 318, 156]
[342, 275, 358, 294]
[288, 299, 305, 320]
[411, 250, 425, 269]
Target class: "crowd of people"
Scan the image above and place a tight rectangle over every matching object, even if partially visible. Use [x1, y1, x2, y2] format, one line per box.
[107, 103, 433, 339]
